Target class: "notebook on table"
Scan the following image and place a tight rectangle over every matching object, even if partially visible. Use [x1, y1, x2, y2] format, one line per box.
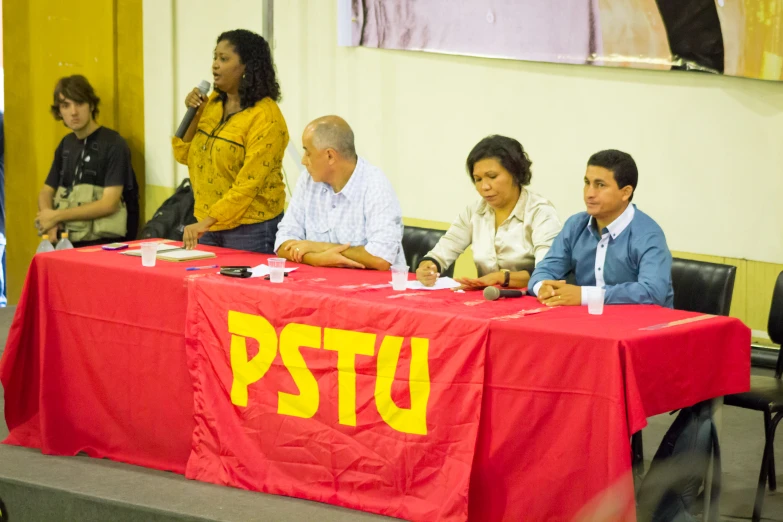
[122, 244, 182, 257]
[156, 249, 216, 262]
[121, 244, 216, 262]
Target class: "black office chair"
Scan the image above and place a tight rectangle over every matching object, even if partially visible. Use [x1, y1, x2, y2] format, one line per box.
[401, 226, 455, 277]
[723, 271, 783, 522]
[671, 258, 737, 317]
[632, 258, 737, 482]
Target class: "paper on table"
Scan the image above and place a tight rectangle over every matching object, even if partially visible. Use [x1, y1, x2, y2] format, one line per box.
[249, 264, 299, 278]
[405, 277, 462, 291]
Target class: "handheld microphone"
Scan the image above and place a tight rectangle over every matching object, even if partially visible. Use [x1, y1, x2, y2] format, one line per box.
[484, 286, 525, 301]
[174, 80, 211, 139]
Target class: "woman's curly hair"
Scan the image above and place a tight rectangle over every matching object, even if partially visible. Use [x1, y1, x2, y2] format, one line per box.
[215, 29, 281, 108]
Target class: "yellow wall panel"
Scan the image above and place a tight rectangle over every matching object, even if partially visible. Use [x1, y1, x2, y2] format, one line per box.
[670, 251, 725, 264]
[116, 0, 146, 229]
[3, 1, 34, 305]
[3, 1, 144, 304]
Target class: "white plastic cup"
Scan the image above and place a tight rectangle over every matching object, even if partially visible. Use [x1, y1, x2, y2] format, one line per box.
[268, 257, 286, 283]
[586, 287, 606, 315]
[140, 242, 158, 267]
[391, 265, 409, 291]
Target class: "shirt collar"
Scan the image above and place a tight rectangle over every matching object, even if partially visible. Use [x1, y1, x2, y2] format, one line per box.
[334, 157, 364, 202]
[587, 203, 636, 239]
[476, 188, 527, 221]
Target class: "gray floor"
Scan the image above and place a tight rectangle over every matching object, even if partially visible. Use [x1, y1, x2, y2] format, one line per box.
[1, 305, 783, 521]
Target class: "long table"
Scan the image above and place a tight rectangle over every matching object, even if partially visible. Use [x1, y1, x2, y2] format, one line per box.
[1, 244, 750, 521]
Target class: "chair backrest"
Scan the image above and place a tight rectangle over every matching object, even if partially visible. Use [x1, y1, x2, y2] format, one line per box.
[671, 258, 736, 316]
[768, 272, 783, 378]
[401, 226, 455, 277]
[770, 272, 783, 345]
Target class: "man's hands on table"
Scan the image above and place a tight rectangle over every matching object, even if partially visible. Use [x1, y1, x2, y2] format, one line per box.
[283, 240, 333, 263]
[537, 280, 582, 306]
[303, 244, 365, 269]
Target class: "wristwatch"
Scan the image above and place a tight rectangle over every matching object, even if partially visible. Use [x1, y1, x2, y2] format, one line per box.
[501, 269, 511, 288]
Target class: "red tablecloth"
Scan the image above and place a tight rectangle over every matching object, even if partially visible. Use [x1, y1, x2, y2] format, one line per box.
[0, 243, 265, 471]
[1, 244, 751, 522]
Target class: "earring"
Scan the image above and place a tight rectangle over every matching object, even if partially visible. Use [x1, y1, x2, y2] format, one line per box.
[242, 74, 246, 79]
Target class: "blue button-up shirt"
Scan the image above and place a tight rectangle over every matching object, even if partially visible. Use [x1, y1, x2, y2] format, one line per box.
[274, 157, 405, 266]
[529, 204, 674, 307]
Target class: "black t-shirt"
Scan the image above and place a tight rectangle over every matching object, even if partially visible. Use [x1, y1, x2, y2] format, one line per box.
[45, 126, 140, 238]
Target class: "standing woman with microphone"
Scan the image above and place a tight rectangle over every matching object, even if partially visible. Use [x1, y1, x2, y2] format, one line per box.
[172, 29, 289, 252]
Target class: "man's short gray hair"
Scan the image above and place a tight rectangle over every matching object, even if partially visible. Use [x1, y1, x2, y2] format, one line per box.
[311, 119, 357, 159]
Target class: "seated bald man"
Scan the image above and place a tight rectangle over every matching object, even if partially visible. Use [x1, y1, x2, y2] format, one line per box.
[274, 116, 404, 270]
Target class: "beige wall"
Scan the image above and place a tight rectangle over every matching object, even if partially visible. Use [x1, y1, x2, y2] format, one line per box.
[274, 1, 782, 339]
[142, 0, 265, 219]
[274, 1, 783, 264]
[138, 1, 782, 340]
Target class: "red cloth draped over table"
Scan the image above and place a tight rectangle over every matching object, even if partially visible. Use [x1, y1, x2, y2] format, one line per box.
[1, 245, 751, 522]
[471, 307, 750, 522]
[0, 243, 267, 472]
[183, 270, 749, 522]
[185, 277, 489, 521]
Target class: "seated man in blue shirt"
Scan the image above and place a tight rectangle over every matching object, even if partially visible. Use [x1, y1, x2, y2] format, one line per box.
[528, 149, 674, 307]
[274, 115, 404, 271]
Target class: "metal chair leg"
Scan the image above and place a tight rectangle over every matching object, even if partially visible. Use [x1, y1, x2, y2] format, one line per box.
[753, 434, 771, 522]
[769, 413, 783, 491]
[753, 412, 783, 522]
[631, 431, 644, 482]
[765, 411, 777, 491]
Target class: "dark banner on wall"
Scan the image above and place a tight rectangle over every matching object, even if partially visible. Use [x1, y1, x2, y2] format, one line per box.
[346, 0, 783, 81]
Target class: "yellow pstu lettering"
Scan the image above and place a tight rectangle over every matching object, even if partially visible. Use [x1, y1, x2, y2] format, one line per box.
[324, 328, 376, 427]
[375, 336, 430, 435]
[228, 311, 278, 407]
[225, 311, 432, 435]
[278, 323, 321, 418]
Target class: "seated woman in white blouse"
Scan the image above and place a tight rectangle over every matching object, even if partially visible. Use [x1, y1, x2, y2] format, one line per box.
[416, 135, 562, 290]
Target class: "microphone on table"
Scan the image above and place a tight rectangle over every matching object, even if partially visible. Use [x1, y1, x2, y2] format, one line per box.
[174, 80, 211, 139]
[484, 286, 525, 301]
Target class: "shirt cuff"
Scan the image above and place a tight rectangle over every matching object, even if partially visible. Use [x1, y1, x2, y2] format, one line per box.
[581, 286, 598, 306]
[171, 136, 191, 165]
[364, 242, 398, 265]
[532, 282, 543, 297]
[421, 256, 442, 273]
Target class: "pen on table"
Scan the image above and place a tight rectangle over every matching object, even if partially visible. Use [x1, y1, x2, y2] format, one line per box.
[186, 264, 219, 271]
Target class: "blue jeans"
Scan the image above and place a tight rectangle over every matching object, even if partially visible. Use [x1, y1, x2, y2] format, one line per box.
[198, 214, 282, 254]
